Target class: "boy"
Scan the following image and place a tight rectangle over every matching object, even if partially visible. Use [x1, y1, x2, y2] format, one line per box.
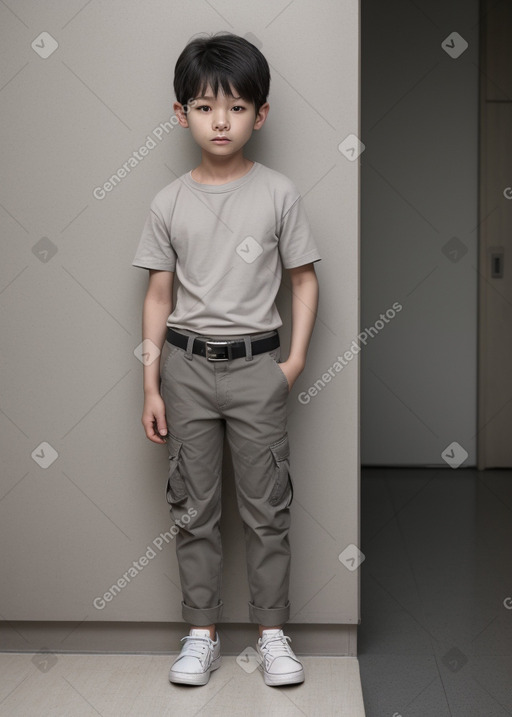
[132, 32, 321, 687]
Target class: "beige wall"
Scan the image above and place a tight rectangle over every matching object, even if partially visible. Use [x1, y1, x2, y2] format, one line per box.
[0, 0, 360, 645]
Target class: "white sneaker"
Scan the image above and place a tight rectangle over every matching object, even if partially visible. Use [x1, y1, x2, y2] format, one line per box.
[169, 629, 221, 685]
[256, 628, 305, 686]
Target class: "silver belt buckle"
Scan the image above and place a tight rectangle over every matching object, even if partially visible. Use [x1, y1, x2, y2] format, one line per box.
[205, 340, 231, 361]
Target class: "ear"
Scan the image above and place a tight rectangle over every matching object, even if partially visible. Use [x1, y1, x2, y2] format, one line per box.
[253, 102, 269, 131]
[173, 101, 190, 128]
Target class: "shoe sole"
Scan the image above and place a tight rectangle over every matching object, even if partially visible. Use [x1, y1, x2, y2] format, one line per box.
[262, 668, 305, 686]
[169, 654, 222, 686]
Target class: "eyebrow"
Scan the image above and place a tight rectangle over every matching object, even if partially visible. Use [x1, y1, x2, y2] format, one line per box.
[195, 95, 243, 101]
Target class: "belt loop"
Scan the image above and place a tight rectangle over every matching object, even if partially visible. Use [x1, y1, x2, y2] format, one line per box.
[185, 334, 195, 360]
[243, 335, 253, 361]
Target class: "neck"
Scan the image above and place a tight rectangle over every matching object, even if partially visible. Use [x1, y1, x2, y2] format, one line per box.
[191, 152, 254, 185]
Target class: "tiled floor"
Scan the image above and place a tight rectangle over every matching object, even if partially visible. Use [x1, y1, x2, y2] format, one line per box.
[0, 652, 365, 716]
[358, 467, 512, 716]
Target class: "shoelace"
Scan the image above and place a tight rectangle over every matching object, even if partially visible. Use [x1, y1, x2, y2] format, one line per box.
[178, 635, 213, 662]
[259, 633, 294, 659]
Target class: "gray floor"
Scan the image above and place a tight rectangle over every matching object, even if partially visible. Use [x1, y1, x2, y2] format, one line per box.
[358, 467, 512, 717]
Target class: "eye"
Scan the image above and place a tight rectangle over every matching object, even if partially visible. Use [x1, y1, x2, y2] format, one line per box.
[232, 106, 245, 112]
[197, 105, 211, 112]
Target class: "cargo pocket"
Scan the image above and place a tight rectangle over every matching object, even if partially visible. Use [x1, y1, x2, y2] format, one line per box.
[166, 433, 187, 505]
[268, 433, 294, 507]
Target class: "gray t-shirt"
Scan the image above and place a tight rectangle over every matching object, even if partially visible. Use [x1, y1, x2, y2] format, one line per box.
[132, 161, 321, 336]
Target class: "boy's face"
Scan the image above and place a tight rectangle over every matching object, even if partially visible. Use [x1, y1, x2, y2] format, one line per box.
[174, 84, 269, 159]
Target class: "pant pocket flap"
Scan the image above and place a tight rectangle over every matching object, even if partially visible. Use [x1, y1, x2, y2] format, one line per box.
[166, 433, 186, 503]
[167, 432, 183, 459]
[270, 434, 290, 463]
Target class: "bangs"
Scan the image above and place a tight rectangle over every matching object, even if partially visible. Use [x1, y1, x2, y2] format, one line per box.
[193, 72, 249, 102]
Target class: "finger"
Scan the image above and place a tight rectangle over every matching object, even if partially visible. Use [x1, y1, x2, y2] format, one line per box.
[142, 416, 164, 443]
[155, 414, 168, 438]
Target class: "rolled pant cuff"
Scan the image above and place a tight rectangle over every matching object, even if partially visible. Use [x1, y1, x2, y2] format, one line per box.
[181, 600, 224, 625]
[248, 600, 290, 625]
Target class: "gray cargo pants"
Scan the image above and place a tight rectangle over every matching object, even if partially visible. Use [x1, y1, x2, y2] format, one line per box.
[159, 327, 293, 627]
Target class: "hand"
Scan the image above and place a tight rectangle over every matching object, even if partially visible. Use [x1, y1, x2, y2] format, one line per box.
[142, 392, 168, 444]
[278, 358, 304, 392]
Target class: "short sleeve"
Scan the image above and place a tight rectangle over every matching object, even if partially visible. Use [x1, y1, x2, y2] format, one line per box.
[131, 206, 176, 271]
[277, 195, 322, 269]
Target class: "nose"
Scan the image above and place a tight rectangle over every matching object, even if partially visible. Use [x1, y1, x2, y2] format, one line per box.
[212, 110, 229, 130]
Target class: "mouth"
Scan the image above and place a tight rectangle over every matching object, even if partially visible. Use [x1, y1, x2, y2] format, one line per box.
[211, 137, 231, 143]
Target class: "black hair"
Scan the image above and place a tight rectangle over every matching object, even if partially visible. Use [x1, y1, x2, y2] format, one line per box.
[173, 32, 270, 111]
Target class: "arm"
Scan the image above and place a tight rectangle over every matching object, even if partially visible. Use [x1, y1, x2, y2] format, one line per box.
[280, 263, 319, 390]
[140, 269, 174, 443]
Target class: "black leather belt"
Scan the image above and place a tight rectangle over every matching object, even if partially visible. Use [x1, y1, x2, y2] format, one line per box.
[166, 328, 279, 361]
